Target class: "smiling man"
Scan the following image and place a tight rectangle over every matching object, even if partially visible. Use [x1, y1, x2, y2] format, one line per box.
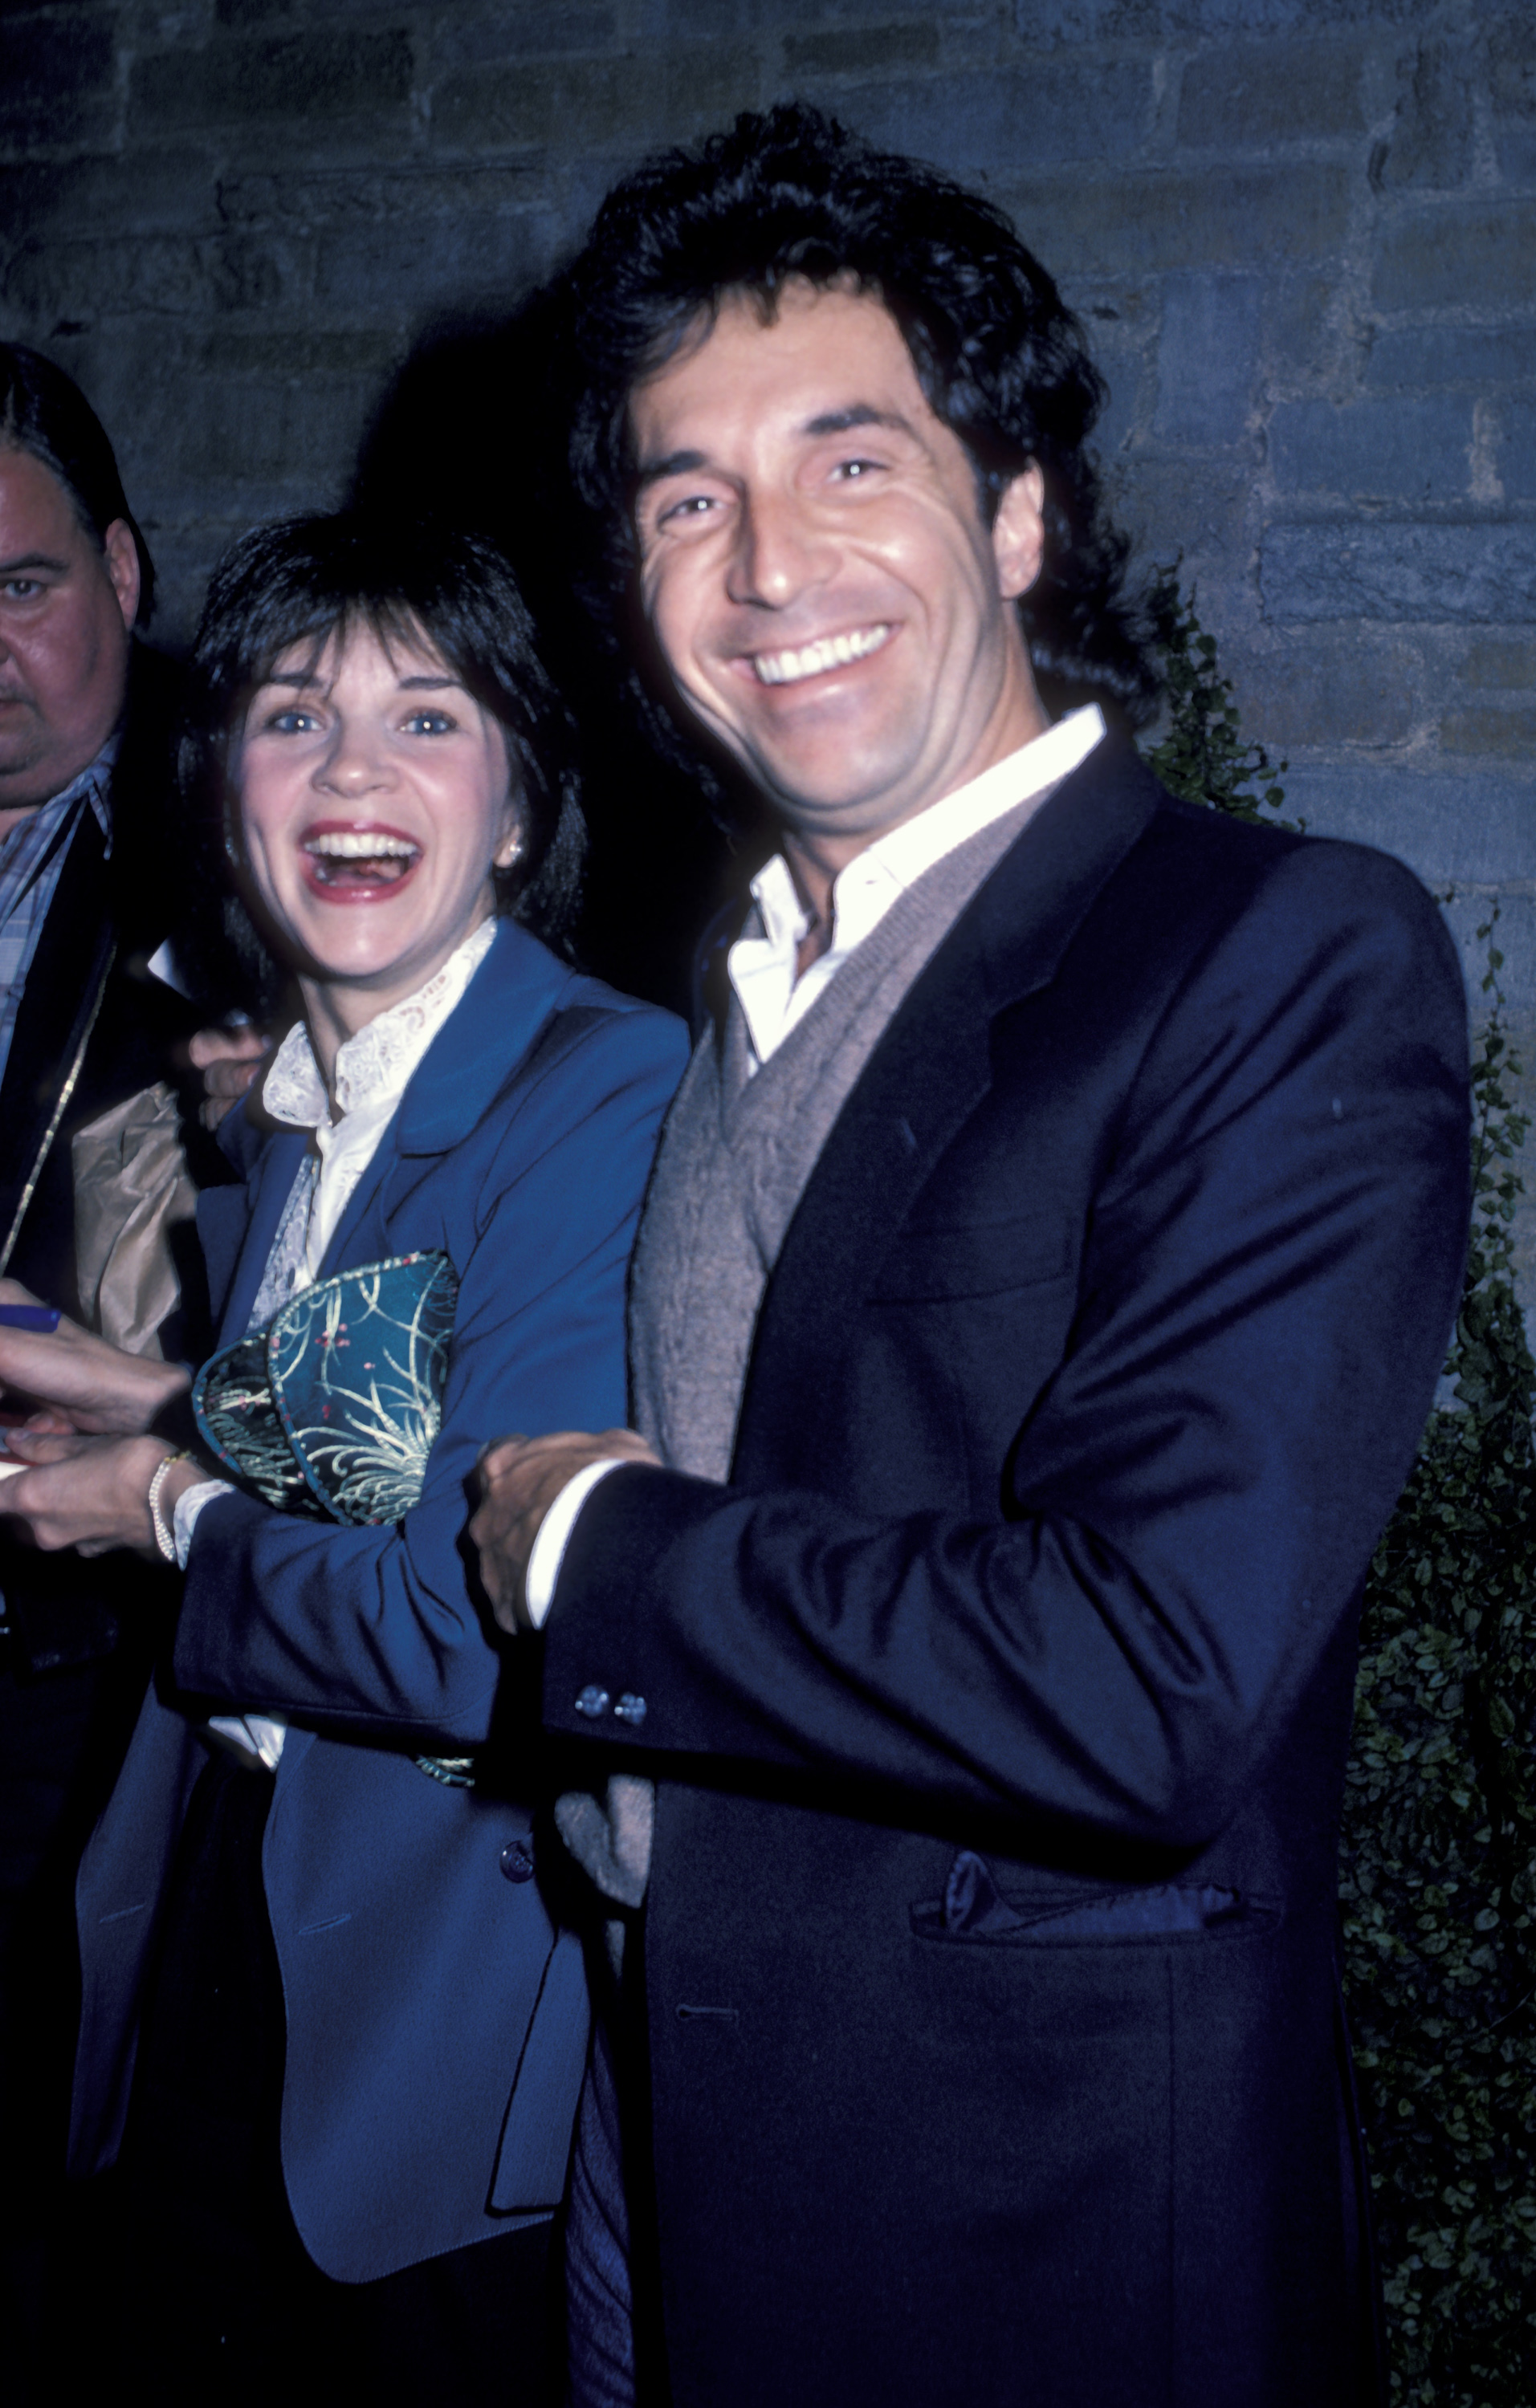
[629, 279, 1049, 852]
[470, 108, 1470, 2408]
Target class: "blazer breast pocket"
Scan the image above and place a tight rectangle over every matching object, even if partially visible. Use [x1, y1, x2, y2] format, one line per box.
[870, 1212, 1074, 1304]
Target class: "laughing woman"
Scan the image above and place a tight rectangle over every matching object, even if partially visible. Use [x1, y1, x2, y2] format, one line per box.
[0, 513, 684, 2398]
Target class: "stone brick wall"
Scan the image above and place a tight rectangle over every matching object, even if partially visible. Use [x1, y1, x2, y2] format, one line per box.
[3, 0, 1533, 1265]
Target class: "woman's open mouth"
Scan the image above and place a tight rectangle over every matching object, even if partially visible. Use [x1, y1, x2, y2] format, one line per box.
[299, 822, 422, 901]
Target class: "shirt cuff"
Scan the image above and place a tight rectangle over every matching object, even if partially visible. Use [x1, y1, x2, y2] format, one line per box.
[524, 1458, 627, 1628]
[173, 1478, 234, 1571]
[206, 1713, 287, 1772]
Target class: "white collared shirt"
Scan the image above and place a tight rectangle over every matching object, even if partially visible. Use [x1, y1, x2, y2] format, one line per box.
[524, 706, 1107, 1621]
[728, 706, 1105, 1071]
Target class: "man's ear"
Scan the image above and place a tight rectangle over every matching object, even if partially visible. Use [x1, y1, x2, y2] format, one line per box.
[992, 463, 1045, 603]
[102, 519, 141, 633]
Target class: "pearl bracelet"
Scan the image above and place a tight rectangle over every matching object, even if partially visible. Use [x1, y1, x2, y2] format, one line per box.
[147, 1448, 194, 1565]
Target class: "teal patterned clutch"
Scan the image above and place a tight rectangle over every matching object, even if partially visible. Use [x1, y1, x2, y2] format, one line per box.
[192, 1251, 471, 1786]
[193, 1250, 458, 1525]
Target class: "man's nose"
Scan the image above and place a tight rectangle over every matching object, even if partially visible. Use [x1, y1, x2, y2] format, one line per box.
[727, 488, 835, 610]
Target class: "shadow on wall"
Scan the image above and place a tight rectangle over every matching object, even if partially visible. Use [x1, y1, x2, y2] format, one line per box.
[348, 288, 734, 1018]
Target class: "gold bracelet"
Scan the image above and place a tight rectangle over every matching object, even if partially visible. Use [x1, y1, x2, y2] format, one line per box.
[147, 1448, 194, 1565]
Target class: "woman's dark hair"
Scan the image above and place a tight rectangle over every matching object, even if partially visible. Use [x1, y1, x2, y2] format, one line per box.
[180, 510, 586, 1011]
[564, 100, 1159, 804]
[0, 343, 154, 624]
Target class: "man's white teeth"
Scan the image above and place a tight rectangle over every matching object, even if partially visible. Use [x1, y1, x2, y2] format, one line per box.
[304, 832, 418, 859]
[753, 625, 891, 685]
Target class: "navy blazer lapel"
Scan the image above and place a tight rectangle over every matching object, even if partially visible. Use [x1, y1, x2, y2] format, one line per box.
[734, 738, 1162, 1470]
[317, 920, 577, 1279]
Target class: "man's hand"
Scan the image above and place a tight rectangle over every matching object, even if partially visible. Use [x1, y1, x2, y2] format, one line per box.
[0, 1279, 189, 1431]
[187, 1023, 271, 1133]
[470, 1428, 659, 1635]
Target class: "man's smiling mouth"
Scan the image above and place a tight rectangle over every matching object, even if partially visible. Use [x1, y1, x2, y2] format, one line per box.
[302, 827, 422, 891]
[752, 624, 892, 686]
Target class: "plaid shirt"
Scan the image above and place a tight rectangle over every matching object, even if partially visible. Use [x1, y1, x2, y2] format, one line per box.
[0, 737, 116, 1098]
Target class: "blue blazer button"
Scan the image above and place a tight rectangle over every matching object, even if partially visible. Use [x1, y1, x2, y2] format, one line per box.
[499, 1840, 536, 1884]
[613, 1693, 647, 1727]
[576, 1684, 610, 1719]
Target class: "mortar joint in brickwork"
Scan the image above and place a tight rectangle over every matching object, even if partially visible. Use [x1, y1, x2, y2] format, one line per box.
[2, 2, 1528, 1049]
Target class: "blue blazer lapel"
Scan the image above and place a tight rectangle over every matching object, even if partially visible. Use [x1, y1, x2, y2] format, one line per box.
[206, 925, 579, 1330]
[317, 920, 577, 1278]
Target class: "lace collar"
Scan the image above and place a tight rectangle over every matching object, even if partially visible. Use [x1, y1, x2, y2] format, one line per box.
[262, 915, 498, 1132]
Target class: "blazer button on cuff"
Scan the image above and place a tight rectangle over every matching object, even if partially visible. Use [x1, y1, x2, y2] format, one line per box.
[499, 1839, 536, 1884]
[576, 1684, 610, 1719]
[613, 1693, 647, 1727]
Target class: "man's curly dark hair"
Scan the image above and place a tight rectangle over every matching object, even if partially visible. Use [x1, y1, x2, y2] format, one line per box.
[564, 100, 1159, 793]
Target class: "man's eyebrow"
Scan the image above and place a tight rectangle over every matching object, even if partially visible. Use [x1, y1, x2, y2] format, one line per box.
[634, 448, 709, 491]
[634, 408, 915, 491]
[0, 551, 70, 579]
[802, 405, 915, 440]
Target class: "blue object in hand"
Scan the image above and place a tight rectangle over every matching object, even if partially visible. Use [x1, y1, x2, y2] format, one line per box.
[0, 1304, 59, 1332]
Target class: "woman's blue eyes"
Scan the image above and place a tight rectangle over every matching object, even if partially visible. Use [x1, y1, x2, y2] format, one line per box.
[261, 708, 458, 736]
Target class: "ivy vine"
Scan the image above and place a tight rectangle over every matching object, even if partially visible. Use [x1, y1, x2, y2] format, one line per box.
[1144, 576, 1292, 828]
[1146, 571, 1536, 2406]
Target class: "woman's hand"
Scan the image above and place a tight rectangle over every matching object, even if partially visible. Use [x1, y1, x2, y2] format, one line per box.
[0, 1430, 203, 1560]
[0, 1279, 190, 1433]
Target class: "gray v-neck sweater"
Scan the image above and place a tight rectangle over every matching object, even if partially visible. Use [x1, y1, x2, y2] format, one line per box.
[628, 790, 1044, 1485]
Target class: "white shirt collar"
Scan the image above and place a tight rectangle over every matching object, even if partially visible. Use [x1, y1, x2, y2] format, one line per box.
[262, 913, 498, 1132]
[733, 705, 1105, 1067]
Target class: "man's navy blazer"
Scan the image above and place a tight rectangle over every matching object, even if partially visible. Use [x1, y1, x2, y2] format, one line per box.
[542, 742, 1471, 2406]
[71, 921, 686, 2281]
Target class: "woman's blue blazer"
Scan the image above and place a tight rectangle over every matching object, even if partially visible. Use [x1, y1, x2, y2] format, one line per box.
[70, 921, 686, 2280]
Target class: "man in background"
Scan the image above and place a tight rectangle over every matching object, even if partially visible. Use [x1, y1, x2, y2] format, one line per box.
[0, 345, 198, 2388]
[470, 107, 1470, 2406]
